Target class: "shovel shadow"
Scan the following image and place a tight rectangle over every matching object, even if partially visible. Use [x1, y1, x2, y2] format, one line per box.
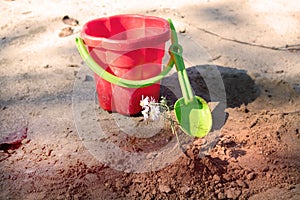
[160, 64, 260, 132]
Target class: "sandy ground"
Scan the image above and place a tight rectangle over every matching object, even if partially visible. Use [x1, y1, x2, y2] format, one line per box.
[1, 0, 300, 199]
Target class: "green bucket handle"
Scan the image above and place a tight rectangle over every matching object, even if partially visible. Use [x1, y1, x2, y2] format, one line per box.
[75, 19, 178, 88]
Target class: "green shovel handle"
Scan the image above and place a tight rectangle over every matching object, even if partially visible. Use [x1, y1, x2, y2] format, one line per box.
[75, 37, 175, 88]
[168, 19, 194, 103]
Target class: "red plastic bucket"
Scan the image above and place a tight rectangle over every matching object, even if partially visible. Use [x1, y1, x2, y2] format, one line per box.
[81, 14, 170, 115]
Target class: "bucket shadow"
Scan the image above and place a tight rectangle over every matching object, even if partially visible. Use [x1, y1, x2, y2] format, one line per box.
[160, 64, 260, 131]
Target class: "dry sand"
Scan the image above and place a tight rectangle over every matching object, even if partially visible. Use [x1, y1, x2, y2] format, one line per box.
[1, 0, 300, 199]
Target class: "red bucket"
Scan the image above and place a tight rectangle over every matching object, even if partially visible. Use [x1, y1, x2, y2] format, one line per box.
[81, 14, 170, 115]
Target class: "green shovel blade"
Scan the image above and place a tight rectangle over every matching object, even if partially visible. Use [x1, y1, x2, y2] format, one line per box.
[174, 96, 212, 138]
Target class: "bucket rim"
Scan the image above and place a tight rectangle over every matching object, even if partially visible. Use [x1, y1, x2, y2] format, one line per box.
[81, 14, 170, 50]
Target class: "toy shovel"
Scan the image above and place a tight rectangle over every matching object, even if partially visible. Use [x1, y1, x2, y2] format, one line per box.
[168, 19, 212, 137]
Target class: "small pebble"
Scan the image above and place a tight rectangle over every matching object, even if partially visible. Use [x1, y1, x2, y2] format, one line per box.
[273, 159, 279, 165]
[21, 138, 30, 144]
[236, 179, 248, 188]
[218, 192, 226, 199]
[7, 149, 14, 154]
[247, 172, 256, 181]
[287, 185, 296, 190]
[67, 64, 79, 68]
[179, 28, 186, 33]
[212, 174, 221, 183]
[43, 64, 51, 68]
[280, 164, 287, 169]
[84, 75, 94, 82]
[158, 184, 171, 193]
[275, 70, 284, 74]
[216, 183, 223, 188]
[180, 186, 191, 194]
[225, 188, 241, 200]
[223, 174, 233, 182]
[62, 15, 79, 26]
[59, 27, 73, 37]
[262, 166, 269, 172]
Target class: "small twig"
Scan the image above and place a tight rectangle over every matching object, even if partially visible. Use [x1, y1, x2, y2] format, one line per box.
[209, 55, 222, 62]
[195, 26, 300, 52]
[156, 98, 190, 155]
[269, 110, 300, 116]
